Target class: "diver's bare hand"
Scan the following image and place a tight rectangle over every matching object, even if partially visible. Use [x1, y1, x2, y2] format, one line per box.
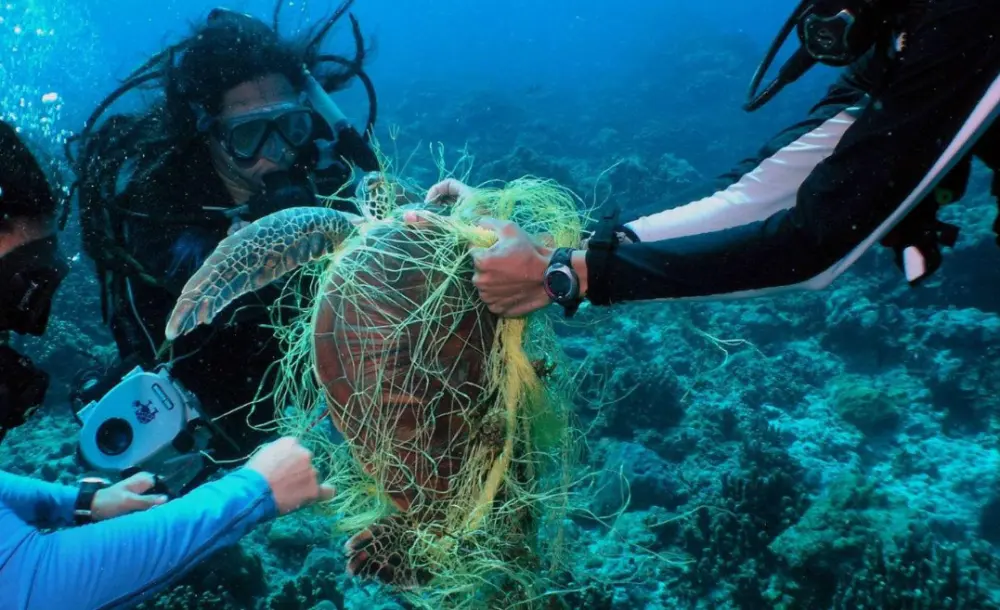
[471, 217, 553, 317]
[247, 436, 335, 515]
[424, 178, 473, 204]
[91, 472, 169, 522]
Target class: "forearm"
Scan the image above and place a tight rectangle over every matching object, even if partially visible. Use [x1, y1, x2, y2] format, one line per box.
[583, 216, 838, 304]
[622, 77, 867, 244]
[0, 470, 78, 529]
[1, 468, 276, 610]
[622, 109, 858, 243]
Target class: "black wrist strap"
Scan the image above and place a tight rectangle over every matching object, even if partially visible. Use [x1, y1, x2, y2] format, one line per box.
[585, 207, 623, 306]
[551, 247, 573, 268]
[588, 206, 621, 253]
[73, 477, 110, 525]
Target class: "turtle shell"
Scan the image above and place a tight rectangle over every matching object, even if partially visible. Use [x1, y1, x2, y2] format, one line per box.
[312, 221, 497, 515]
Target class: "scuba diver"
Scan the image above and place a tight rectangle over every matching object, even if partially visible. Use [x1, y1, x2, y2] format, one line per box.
[0, 120, 68, 445]
[66, 2, 380, 494]
[439, 0, 1000, 317]
[0, 118, 334, 610]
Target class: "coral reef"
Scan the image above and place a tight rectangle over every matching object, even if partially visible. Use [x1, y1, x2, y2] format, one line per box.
[136, 547, 267, 610]
[830, 528, 1000, 610]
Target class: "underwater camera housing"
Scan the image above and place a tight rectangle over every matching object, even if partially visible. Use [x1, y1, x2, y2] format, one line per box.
[75, 365, 214, 496]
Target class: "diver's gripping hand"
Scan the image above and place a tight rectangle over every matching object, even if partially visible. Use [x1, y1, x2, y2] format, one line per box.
[165, 207, 356, 341]
[245, 436, 335, 515]
[424, 178, 473, 205]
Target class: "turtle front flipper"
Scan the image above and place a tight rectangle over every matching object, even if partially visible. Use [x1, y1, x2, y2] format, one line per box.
[165, 206, 356, 341]
[345, 515, 434, 589]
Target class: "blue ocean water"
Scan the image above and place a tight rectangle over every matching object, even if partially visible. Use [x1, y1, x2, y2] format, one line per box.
[3, 0, 1000, 608]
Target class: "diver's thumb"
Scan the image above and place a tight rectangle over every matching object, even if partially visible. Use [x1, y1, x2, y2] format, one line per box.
[318, 483, 336, 502]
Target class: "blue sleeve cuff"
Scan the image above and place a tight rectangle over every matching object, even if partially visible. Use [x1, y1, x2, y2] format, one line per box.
[53, 482, 78, 527]
[225, 468, 278, 520]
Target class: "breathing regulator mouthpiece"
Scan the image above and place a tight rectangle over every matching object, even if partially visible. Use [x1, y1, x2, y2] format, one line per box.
[246, 169, 318, 221]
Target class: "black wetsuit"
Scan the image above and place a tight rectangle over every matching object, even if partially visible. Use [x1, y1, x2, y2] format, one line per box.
[105, 125, 377, 459]
[586, 0, 1000, 304]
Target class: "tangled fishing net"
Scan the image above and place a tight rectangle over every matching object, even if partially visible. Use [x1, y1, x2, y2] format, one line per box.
[272, 171, 586, 609]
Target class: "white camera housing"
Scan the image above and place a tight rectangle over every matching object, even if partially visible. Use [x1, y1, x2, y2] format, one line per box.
[77, 366, 211, 480]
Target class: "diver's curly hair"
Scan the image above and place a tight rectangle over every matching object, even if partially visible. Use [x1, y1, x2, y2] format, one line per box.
[67, 0, 374, 322]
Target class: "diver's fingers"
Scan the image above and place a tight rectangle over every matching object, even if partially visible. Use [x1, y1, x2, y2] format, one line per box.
[318, 483, 336, 502]
[476, 216, 519, 239]
[425, 178, 472, 203]
[124, 492, 169, 511]
[424, 181, 448, 202]
[227, 220, 250, 236]
[402, 209, 439, 226]
[470, 247, 491, 270]
[120, 471, 158, 493]
[516, 294, 552, 316]
[482, 293, 551, 317]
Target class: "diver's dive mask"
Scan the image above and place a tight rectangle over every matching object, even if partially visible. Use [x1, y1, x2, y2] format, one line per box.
[215, 102, 315, 163]
[0, 235, 68, 336]
[745, 0, 898, 111]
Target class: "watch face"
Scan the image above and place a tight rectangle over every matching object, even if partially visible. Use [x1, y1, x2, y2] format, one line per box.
[545, 267, 572, 299]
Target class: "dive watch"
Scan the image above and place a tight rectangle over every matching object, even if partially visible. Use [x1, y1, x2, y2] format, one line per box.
[543, 248, 582, 317]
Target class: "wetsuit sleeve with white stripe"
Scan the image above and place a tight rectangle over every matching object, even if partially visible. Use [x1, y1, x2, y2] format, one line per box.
[623, 87, 863, 243]
[586, 0, 1000, 305]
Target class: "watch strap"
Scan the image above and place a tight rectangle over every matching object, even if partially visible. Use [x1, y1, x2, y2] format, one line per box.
[74, 476, 110, 525]
[549, 247, 573, 271]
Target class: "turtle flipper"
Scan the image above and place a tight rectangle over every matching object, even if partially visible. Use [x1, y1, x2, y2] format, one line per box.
[165, 206, 355, 341]
[345, 515, 433, 589]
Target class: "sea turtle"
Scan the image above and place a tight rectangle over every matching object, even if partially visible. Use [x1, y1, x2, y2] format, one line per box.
[164, 184, 505, 587]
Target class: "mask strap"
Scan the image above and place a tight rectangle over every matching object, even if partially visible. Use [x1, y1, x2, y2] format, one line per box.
[191, 103, 214, 133]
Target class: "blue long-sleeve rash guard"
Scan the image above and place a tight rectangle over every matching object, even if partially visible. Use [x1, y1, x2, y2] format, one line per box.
[0, 468, 277, 610]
